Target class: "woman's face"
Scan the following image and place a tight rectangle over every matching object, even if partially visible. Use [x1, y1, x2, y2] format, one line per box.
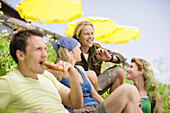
[127, 62, 141, 80]
[77, 25, 94, 48]
[72, 43, 82, 62]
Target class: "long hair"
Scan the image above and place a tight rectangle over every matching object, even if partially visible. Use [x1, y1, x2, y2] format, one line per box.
[131, 58, 160, 113]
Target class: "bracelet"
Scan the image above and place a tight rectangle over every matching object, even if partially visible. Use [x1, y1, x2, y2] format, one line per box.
[109, 54, 114, 62]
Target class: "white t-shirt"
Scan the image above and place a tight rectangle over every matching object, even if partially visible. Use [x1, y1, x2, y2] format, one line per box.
[83, 52, 89, 62]
[83, 52, 91, 70]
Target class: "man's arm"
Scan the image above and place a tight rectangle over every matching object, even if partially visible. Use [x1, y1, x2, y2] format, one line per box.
[111, 52, 125, 63]
[93, 43, 125, 63]
[57, 61, 83, 109]
[96, 48, 125, 63]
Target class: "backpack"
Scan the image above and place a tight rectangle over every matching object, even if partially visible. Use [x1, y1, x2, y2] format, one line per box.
[149, 93, 156, 113]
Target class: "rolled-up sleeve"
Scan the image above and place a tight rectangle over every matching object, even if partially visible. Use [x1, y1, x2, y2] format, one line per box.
[105, 48, 125, 63]
[112, 52, 125, 63]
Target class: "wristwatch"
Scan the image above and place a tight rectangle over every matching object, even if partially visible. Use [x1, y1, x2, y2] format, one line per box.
[109, 54, 114, 62]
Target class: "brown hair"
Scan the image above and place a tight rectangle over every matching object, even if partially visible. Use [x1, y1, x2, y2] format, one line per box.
[10, 29, 44, 64]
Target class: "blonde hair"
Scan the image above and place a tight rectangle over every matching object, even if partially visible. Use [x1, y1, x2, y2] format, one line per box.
[72, 21, 94, 40]
[55, 47, 71, 63]
[131, 58, 156, 91]
[131, 58, 161, 112]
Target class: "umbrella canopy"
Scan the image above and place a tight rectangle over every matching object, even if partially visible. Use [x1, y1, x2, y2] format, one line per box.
[65, 17, 118, 40]
[101, 25, 140, 44]
[16, 0, 82, 24]
[65, 17, 140, 44]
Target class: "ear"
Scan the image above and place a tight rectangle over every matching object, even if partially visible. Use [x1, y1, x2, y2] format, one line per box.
[16, 50, 25, 61]
[139, 69, 144, 76]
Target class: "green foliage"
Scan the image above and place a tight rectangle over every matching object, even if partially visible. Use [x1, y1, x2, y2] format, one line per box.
[0, 6, 17, 76]
[124, 75, 134, 84]
[101, 90, 110, 99]
[156, 83, 170, 113]
[0, 33, 17, 76]
[45, 36, 56, 63]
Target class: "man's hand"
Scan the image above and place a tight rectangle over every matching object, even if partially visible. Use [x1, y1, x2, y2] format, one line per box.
[96, 48, 112, 61]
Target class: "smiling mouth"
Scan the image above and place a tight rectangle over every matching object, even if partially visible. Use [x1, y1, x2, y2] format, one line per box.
[87, 40, 93, 43]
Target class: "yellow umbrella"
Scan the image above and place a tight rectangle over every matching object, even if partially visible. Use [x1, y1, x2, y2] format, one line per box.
[65, 17, 140, 44]
[65, 17, 118, 40]
[101, 25, 140, 44]
[16, 0, 82, 24]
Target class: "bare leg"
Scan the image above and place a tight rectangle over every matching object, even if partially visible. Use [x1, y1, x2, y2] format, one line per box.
[22, 108, 43, 113]
[109, 68, 126, 94]
[104, 84, 142, 113]
[86, 70, 98, 91]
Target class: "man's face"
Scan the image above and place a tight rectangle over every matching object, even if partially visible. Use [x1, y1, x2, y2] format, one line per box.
[78, 25, 94, 48]
[23, 35, 47, 74]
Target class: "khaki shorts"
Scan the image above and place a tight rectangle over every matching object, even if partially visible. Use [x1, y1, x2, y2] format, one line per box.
[98, 65, 119, 95]
[90, 102, 106, 113]
[69, 104, 97, 113]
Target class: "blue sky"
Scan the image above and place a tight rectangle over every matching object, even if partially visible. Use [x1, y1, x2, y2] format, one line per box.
[4, 0, 170, 84]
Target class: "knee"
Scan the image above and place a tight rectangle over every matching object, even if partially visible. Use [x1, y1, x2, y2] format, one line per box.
[120, 84, 139, 98]
[88, 70, 97, 76]
[127, 85, 140, 101]
[121, 84, 137, 91]
[86, 70, 98, 90]
[86, 70, 97, 81]
[117, 68, 126, 79]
